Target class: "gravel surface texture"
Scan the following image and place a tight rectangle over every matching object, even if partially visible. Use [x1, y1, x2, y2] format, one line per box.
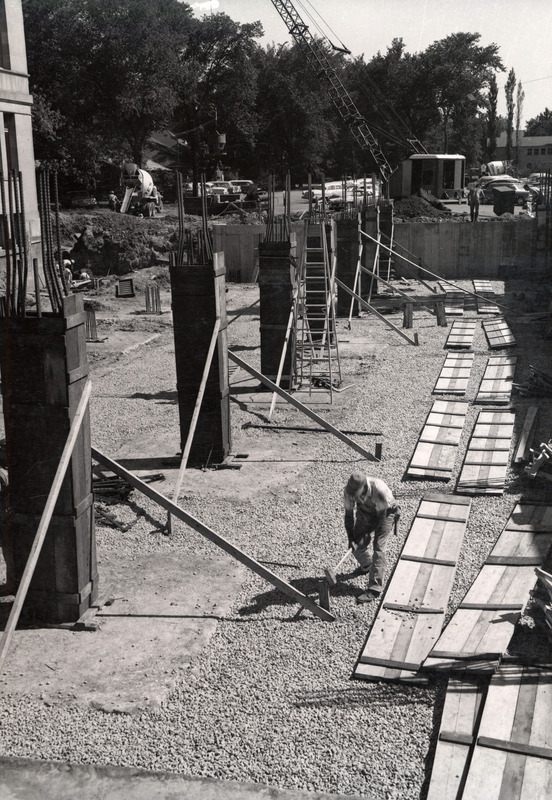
[1, 275, 552, 799]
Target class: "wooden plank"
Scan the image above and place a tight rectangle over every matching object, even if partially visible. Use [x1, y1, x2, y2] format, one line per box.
[426, 676, 488, 800]
[334, 277, 419, 345]
[457, 409, 515, 495]
[475, 356, 517, 405]
[482, 317, 516, 348]
[354, 494, 471, 683]
[91, 447, 335, 622]
[445, 320, 477, 349]
[513, 407, 540, 466]
[406, 401, 469, 481]
[424, 505, 552, 674]
[462, 664, 552, 800]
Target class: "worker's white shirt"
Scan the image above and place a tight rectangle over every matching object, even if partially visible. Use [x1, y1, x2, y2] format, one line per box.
[343, 476, 395, 514]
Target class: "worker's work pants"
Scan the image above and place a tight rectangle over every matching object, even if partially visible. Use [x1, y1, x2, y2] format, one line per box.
[469, 201, 479, 222]
[352, 508, 393, 593]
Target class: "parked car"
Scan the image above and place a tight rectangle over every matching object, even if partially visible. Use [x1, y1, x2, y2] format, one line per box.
[61, 190, 97, 209]
[229, 179, 255, 193]
[479, 178, 530, 206]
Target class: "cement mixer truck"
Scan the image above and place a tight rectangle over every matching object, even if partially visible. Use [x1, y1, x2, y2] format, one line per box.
[120, 162, 162, 216]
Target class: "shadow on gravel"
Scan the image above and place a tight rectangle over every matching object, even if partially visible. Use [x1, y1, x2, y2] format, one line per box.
[293, 680, 438, 709]
[238, 575, 360, 617]
[129, 390, 178, 403]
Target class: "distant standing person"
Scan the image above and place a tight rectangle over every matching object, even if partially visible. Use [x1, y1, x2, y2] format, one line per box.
[467, 184, 483, 222]
[108, 190, 120, 212]
[343, 472, 400, 603]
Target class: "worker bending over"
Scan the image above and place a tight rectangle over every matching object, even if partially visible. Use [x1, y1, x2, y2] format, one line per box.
[343, 472, 399, 604]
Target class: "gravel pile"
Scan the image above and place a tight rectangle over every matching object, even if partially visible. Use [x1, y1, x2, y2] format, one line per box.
[1, 277, 552, 799]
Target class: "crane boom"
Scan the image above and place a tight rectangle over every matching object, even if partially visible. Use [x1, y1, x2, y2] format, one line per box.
[269, 0, 394, 182]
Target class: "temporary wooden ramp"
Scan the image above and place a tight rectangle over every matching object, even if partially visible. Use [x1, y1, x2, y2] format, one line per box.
[461, 662, 552, 800]
[473, 280, 499, 314]
[445, 320, 477, 349]
[423, 502, 552, 674]
[426, 676, 487, 800]
[434, 352, 474, 396]
[405, 400, 469, 480]
[474, 355, 517, 405]
[482, 317, 516, 349]
[353, 493, 471, 684]
[456, 410, 515, 495]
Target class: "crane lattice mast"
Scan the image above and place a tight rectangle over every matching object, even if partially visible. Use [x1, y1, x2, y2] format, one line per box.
[270, 0, 394, 182]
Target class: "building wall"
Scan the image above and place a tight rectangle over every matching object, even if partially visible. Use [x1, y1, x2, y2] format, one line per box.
[494, 132, 552, 176]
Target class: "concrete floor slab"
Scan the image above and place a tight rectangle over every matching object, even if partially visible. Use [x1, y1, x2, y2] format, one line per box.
[0, 757, 368, 800]
[0, 552, 246, 713]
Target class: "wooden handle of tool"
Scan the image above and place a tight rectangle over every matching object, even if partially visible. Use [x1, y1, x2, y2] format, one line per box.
[335, 546, 354, 570]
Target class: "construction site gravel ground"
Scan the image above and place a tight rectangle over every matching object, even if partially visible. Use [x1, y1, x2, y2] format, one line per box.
[2, 260, 552, 798]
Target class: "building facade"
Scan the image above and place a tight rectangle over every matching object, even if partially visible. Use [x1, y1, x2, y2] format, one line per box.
[494, 131, 552, 176]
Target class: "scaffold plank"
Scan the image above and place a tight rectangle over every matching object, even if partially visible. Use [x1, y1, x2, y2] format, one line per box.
[456, 410, 515, 494]
[445, 320, 477, 349]
[434, 352, 474, 396]
[482, 318, 516, 349]
[474, 356, 517, 405]
[406, 401, 469, 481]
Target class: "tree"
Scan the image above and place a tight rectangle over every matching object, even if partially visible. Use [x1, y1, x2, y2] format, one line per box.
[484, 73, 499, 161]
[515, 81, 525, 169]
[526, 108, 552, 136]
[419, 33, 503, 154]
[505, 68, 516, 160]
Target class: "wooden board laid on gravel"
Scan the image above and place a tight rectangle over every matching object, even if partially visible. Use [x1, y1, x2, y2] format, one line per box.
[513, 407, 539, 466]
[474, 355, 517, 405]
[423, 502, 552, 674]
[473, 280, 499, 314]
[426, 675, 488, 800]
[353, 493, 472, 684]
[482, 317, 516, 349]
[461, 662, 552, 800]
[456, 409, 515, 495]
[406, 400, 470, 480]
[434, 352, 474, 396]
[445, 320, 477, 349]
[439, 282, 465, 316]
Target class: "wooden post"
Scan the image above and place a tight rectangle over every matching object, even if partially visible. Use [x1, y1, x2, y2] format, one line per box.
[403, 302, 414, 329]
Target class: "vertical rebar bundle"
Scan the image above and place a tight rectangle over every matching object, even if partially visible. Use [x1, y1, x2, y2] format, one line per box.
[173, 172, 214, 268]
[36, 167, 68, 315]
[0, 170, 31, 318]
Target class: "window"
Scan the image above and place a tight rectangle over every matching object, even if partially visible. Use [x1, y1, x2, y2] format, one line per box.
[0, 1, 10, 70]
[527, 148, 533, 155]
[541, 148, 547, 155]
[548, 147, 552, 155]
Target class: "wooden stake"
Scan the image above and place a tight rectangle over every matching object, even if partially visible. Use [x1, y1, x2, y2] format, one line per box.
[0, 380, 92, 672]
[91, 447, 335, 622]
[228, 351, 378, 462]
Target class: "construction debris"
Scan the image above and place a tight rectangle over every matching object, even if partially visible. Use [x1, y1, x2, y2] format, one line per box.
[514, 365, 552, 396]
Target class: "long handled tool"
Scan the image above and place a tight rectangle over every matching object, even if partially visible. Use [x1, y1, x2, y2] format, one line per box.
[324, 546, 354, 588]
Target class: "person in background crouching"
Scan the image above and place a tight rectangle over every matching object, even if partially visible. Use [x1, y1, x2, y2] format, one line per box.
[343, 472, 399, 604]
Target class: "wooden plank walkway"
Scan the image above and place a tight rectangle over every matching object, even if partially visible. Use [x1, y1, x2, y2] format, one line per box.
[439, 282, 465, 316]
[445, 320, 477, 349]
[462, 662, 552, 800]
[426, 676, 487, 800]
[456, 410, 515, 495]
[474, 355, 517, 405]
[482, 317, 516, 349]
[406, 400, 470, 480]
[473, 280, 499, 314]
[354, 493, 471, 684]
[434, 353, 474, 396]
[423, 502, 552, 674]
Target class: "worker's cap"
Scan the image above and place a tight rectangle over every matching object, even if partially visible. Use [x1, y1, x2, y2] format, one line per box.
[345, 472, 367, 495]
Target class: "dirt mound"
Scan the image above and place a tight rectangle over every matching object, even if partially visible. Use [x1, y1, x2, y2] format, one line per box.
[393, 194, 454, 221]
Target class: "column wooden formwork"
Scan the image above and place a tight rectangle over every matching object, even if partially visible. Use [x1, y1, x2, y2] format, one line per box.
[0, 293, 97, 624]
[335, 214, 362, 317]
[169, 253, 231, 467]
[258, 235, 297, 389]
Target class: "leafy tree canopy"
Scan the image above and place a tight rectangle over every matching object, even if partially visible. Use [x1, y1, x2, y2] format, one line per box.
[526, 108, 552, 136]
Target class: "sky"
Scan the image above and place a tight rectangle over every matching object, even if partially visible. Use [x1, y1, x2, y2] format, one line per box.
[191, 0, 552, 127]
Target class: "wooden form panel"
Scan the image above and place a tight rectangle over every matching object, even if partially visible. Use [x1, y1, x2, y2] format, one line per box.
[426, 676, 487, 800]
[513, 407, 539, 467]
[354, 493, 471, 683]
[406, 401, 470, 480]
[439, 282, 465, 316]
[462, 663, 552, 800]
[482, 318, 516, 349]
[423, 503, 552, 673]
[434, 353, 474, 396]
[473, 280, 499, 314]
[445, 320, 477, 349]
[456, 410, 515, 495]
[475, 355, 517, 405]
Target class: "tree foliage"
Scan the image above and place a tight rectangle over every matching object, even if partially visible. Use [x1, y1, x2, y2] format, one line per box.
[526, 108, 552, 136]
[505, 68, 516, 160]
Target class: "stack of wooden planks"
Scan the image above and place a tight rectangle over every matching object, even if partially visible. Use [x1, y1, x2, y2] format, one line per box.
[405, 400, 470, 480]
[434, 353, 474, 396]
[439, 282, 465, 316]
[354, 493, 472, 683]
[445, 320, 477, 349]
[474, 355, 517, 405]
[423, 502, 552, 674]
[482, 317, 516, 349]
[456, 409, 515, 494]
[473, 279, 499, 314]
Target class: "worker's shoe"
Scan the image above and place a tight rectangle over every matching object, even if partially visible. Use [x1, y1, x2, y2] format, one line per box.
[356, 589, 381, 604]
[351, 564, 371, 577]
